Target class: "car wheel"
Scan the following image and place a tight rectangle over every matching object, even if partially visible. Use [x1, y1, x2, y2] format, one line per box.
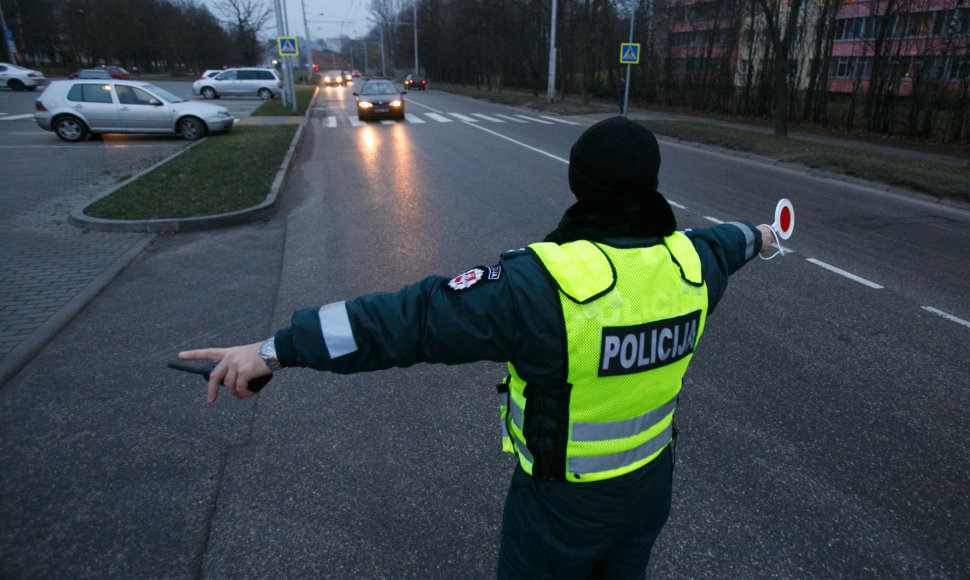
[8, 79, 25, 91]
[53, 116, 88, 142]
[178, 117, 206, 141]
[257, 88, 273, 100]
[201, 87, 218, 99]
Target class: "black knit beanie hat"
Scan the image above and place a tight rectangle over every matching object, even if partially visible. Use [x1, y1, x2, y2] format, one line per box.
[561, 116, 676, 239]
[569, 116, 661, 198]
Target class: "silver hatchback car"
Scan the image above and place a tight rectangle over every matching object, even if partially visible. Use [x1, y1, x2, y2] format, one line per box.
[34, 79, 234, 142]
[191, 67, 282, 100]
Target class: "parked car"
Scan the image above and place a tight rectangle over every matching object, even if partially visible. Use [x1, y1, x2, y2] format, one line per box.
[0, 62, 47, 91]
[191, 67, 282, 100]
[34, 79, 234, 142]
[404, 75, 427, 90]
[69, 65, 130, 80]
[323, 70, 345, 86]
[75, 69, 112, 79]
[354, 79, 406, 121]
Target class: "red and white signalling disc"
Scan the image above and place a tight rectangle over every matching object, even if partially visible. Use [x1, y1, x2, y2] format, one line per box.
[772, 198, 794, 240]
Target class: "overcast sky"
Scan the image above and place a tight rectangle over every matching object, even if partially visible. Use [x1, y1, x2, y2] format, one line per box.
[199, 0, 371, 40]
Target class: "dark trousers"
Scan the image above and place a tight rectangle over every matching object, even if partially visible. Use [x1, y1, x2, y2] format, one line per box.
[497, 446, 673, 580]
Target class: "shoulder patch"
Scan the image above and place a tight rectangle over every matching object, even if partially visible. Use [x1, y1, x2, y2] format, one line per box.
[445, 264, 503, 293]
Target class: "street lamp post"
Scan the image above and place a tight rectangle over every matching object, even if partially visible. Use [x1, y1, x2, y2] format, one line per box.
[547, 0, 559, 102]
[413, 2, 419, 75]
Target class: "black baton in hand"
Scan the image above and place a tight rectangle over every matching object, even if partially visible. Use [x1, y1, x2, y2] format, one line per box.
[168, 361, 272, 393]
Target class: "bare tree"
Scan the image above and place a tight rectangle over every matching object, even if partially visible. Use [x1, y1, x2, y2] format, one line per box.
[214, 0, 272, 66]
[754, 0, 805, 136]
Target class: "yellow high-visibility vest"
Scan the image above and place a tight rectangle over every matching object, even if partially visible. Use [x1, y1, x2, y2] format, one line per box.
[500, 233, 708, 482]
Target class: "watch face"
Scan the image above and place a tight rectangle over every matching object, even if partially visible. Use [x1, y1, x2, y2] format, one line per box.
[260, 339, 276, 359]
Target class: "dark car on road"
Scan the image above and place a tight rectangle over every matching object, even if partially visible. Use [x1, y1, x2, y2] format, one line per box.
[404, 75, 426, 90]
[354, 79, 406, 121]
[69, 65, 131, 80]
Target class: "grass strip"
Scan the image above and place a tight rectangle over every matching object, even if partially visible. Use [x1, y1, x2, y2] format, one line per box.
[639, 120, 970, 203]
[251, 86, 317, 116]
[84, 124, 298, 220]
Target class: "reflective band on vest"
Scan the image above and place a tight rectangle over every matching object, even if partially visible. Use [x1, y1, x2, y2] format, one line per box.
[570, 393, 677, 442]
[502, 234, 708, 482]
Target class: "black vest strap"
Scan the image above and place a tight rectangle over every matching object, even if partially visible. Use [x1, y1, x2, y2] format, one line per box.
[522, 382, 572, 481]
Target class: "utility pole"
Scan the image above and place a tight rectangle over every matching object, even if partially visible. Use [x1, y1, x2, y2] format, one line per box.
[623, 3, 634, 117]
[273, 0, 289, 107]
[413, 2, 419, 75]
[547, 0, 558, 102]
[301, 0, 311, 81]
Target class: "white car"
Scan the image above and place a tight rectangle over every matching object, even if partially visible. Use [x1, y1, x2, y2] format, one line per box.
[34, 79, 234, 142]
[191, 67, 282, 100]
[0, 62, 47, 91]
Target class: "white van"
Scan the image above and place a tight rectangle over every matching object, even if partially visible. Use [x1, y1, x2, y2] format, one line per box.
[192, 68, 283, 100]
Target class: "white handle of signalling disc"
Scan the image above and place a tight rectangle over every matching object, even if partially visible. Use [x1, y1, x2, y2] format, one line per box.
[762, 198, 794, 260]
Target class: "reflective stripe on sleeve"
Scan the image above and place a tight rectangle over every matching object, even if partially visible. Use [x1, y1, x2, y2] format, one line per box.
[318, 301, 358, 358]
[567, 423, 672, 475]
[570, 394, 677, 442]
[727, 221, 756, 260]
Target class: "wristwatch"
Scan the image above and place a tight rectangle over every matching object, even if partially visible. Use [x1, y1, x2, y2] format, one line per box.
[258, 337, 282, 371]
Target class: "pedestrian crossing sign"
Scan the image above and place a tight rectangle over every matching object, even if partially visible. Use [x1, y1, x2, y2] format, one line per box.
[620, 43, 640, 64]
[278, 37, 299, 57]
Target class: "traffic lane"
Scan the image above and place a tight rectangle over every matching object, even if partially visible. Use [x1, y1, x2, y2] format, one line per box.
[201, 107, 576, 576]
[404, 88, 586, 159]
[227, 112, 967, 576]
[653, 239, 969, 577]
[659, 140, 970, 321]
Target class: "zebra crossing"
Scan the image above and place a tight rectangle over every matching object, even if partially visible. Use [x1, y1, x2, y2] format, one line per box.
[317, 111, 582, 128]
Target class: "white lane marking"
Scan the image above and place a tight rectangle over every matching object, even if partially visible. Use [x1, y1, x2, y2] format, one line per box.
[496, 114, 528, 123]
[921, 306, 970, 329]
[449, 113, 479, 123]
[0, 114, 33, 121]
[517, 114, 554, 124]
[424, 112, 452, 123]
[472, 113, 503, 122]
[704, 216, 724, 224]
[324, 116, 337, 128]
[806, 258, 883, 289]
[667, 200, 688, 209]
[348, 116, 364, 127]
[380, 120, 396, 125]
[539, 115, 580, 125]
[405, 113, 425, 123]
[463, 122, 568, 165]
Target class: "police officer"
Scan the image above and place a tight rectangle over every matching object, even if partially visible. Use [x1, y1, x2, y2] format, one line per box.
[180, 116, 777, 579]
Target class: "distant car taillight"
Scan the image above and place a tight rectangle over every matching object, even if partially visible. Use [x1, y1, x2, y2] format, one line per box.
[35, 101, 47, 112]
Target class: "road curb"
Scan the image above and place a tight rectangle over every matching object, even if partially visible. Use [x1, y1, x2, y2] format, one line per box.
[68, 91, 317, 233]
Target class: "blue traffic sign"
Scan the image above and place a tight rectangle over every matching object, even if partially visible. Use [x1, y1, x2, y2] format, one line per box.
[278, 37, 299, 57]
[620, 43, 640, 64]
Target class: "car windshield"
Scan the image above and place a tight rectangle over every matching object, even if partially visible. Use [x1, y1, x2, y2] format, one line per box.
[361, 82, 396, 95]
[142, 84, 183, 103]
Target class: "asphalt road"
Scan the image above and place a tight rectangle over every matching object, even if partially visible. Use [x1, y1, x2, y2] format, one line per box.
[0, 80, 263, 368]
[1, 85, 968, 578]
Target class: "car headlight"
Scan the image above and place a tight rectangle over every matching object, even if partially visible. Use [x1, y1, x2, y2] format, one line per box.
[358, 101, 373, 109]
[390, 100, 402, 108]
[217, 111, 231, 118]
